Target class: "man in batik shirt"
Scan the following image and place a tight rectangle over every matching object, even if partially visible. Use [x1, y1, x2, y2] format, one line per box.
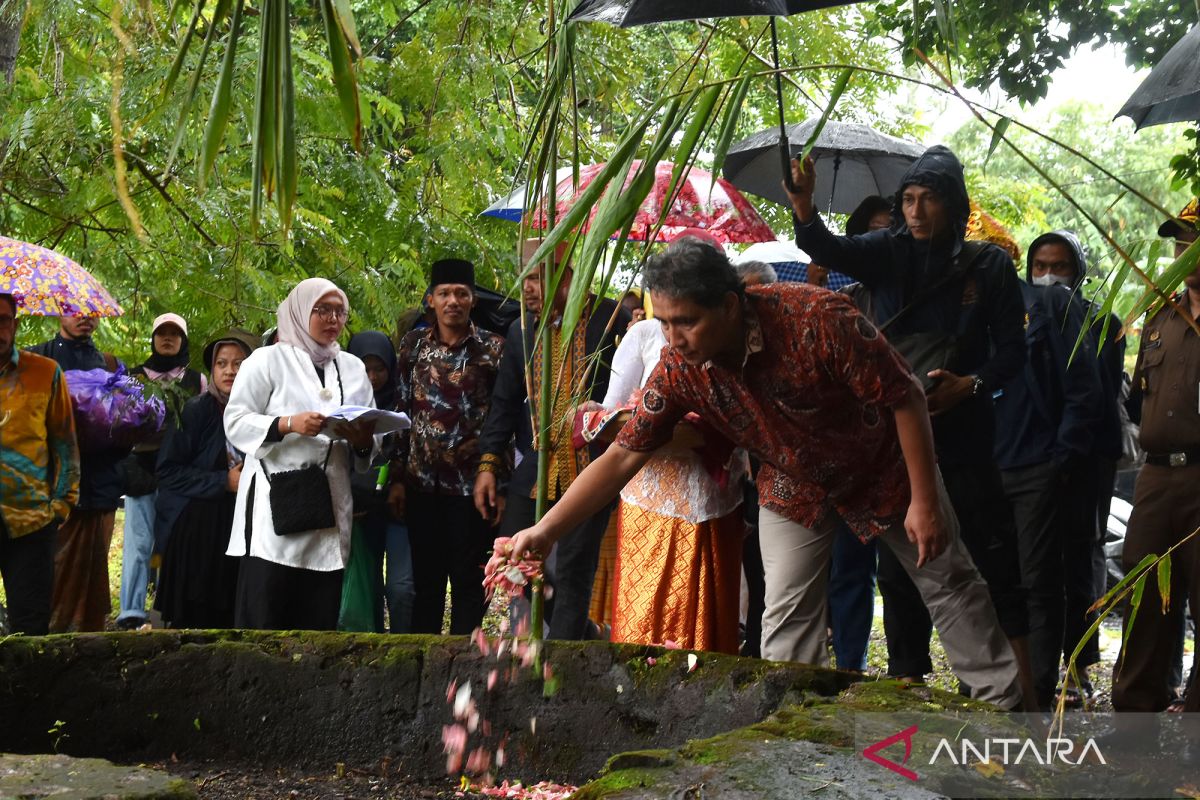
[392, 259, 504, 635]
[490, 237, 1023, 709]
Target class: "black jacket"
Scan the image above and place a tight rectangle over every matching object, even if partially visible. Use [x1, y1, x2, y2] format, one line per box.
[477, 297, 630, 498]
[793, 145, 1026, 465]
[1026, 229, 1125, 460]
[993, 283, 1103, 470]
[154, 393, 231, 554]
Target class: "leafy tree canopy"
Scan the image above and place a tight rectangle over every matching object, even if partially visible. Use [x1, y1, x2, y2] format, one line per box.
[868, 0, 1198, 104]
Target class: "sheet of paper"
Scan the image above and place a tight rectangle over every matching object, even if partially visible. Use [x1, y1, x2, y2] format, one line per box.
[322, 406, 411, 436]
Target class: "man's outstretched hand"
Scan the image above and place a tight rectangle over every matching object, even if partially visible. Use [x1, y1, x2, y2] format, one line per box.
[484, 527, 553, 583]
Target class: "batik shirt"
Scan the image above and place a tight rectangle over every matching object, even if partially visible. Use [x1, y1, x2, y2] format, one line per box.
[0, 349, 80, 537]
[394, 324, 505, 496]
[615, 283, 915, 542]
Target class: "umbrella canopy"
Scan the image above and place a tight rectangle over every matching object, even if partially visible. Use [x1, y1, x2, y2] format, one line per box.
[0, 236, 122, 317]
[734, 238, 856, 289]
[1116, 23, 1200, 129]
[482, 167, 576, 220]
[525, 160, 777, 244]
[568, 0, 860, 26]
[723, 119, 925, 213]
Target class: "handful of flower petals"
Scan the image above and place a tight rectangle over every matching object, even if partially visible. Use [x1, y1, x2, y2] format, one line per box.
[483, 537, 544, 599]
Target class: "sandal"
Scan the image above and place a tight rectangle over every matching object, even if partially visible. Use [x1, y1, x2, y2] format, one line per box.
[1056, 686, 1084, 709]
[1166, 690, 1186, 713]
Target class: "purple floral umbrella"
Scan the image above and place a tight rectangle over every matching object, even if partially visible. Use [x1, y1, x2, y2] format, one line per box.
[0, 236, 122, 317]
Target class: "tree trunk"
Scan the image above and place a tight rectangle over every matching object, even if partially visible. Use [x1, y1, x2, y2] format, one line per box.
[0, 3, 26, 84]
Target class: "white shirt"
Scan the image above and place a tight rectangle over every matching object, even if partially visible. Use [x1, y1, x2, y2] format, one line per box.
[603, 319, 746, 523]
[224, 343, 375, 571]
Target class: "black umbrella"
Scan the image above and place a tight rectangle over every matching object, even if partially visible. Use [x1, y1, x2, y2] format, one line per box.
[1116, 23, 1200, 129]
[568, 0, 872, 190]
[723, 119, 924, 213]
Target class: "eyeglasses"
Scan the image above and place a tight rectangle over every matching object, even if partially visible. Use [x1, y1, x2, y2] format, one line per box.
[0, 314, 15, 329]
[311, 305, 348, 322]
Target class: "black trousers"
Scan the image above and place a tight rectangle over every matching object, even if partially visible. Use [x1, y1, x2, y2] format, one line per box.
[877, 462, 1027, 678]
[1000, 460, 1097, 707]
[0, 521, 57, 635]
[406, 490, 492, 635]
[501, 493, 613, 640]
[234, 556, 343, 631]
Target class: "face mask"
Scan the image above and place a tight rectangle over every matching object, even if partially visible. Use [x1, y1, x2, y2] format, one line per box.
[1031, 273, 1069, 287]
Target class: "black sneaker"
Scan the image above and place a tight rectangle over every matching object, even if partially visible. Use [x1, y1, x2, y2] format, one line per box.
[115, 616, 146, 631]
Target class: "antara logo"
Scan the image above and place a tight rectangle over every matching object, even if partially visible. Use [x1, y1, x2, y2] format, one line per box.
[862, 725, 1108, 780]
[862, 724, 919, 781]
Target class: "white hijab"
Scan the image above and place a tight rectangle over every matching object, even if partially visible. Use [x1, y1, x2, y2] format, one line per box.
[276, 278, 349, 367]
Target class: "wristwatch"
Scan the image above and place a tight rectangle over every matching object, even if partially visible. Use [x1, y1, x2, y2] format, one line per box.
[968, 375, 985, 397]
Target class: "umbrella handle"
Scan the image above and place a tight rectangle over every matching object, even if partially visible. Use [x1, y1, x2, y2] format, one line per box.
[780, 135, 797, 194]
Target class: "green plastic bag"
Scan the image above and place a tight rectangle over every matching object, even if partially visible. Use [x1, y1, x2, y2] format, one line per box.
[338, 522, 381, 632]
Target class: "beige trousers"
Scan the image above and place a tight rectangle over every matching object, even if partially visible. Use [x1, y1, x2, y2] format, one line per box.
[757, 479, 1023, 709]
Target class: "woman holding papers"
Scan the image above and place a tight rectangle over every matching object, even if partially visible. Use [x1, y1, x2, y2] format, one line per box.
[223, 278, 377, 631]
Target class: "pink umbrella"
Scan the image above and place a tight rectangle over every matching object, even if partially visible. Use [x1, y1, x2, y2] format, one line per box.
[0, 236, 122, 317]
[524, 160, 777, 244]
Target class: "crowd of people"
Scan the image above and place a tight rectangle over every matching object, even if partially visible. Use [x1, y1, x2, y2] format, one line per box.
[1, 144, 1197, 716]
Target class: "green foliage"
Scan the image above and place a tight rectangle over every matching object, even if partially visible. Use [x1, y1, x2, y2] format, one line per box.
[868, 0, 1197, 104]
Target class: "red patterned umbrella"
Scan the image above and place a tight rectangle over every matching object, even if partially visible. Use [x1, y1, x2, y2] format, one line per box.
[524, 160, 777, 244]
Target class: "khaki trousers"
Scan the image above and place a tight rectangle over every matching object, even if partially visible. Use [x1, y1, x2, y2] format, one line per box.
[758, 479, 1023, 709]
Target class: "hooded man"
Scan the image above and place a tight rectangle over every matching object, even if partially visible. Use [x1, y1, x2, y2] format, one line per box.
[990, 238, 1104, 709]
[1025, 230, 1126, 704]
[788, 146, 1034, 708]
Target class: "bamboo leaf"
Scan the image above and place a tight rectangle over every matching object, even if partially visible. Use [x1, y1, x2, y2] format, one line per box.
[321, 0, 362, 151]
[1126, 236, 1200, 325]
[710, 73, 752, 186]
[983, 116, 1009, 171]
[664, 83, 721, 217]
[165, 0, 232, 173]
[1122, 568, 1147, 649]
[331, 0, 362, 58]
[161, 0, 208, 102]
[1092, 553, 1157, 613]
[250, 0, 277, 231]
[1156, 554, 1171, 614]
[278, 0, 297, 235]
[199, 0, 244, 190]
[799, 68, 853, 162]
[522, 108, 657, 272]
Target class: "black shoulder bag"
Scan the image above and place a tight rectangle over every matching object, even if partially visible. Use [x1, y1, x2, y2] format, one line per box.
[262, 360, 342, 535]
[844, 241, 987, 391]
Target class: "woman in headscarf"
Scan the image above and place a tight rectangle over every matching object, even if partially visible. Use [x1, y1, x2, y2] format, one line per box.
[224, 278, 377, 631]
[341, 331, 414, 633]
[117, 313, 207, 630]
[153, 329, 257, 628]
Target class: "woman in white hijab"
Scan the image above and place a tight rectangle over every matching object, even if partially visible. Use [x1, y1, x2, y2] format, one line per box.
[224, 278, 377, 630]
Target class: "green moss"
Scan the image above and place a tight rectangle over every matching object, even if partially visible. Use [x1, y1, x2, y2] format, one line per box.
[570, 766, 665, 799]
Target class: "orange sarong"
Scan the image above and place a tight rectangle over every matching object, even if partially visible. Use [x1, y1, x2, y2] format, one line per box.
[611, 501, 743, 654]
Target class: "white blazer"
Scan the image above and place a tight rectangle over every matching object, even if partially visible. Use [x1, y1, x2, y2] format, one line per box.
[224, 343, 374, 571]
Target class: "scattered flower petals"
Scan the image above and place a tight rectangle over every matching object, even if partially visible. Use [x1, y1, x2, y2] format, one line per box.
[454, 682, 473, 719]
[645, 657, 657, 666]
[615, 684, 623, 694]
[530, 716, 537, 735]
[687, 653, 698, 673]
[484, 537, 544, 598]
[487, 669, 499, 692]
[466, 746, 492, 774]
[472, 627, 491, 656]
[446, 678, 458, 704]
[663, 640, 681, 650]
[464, 779, 577, 799]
